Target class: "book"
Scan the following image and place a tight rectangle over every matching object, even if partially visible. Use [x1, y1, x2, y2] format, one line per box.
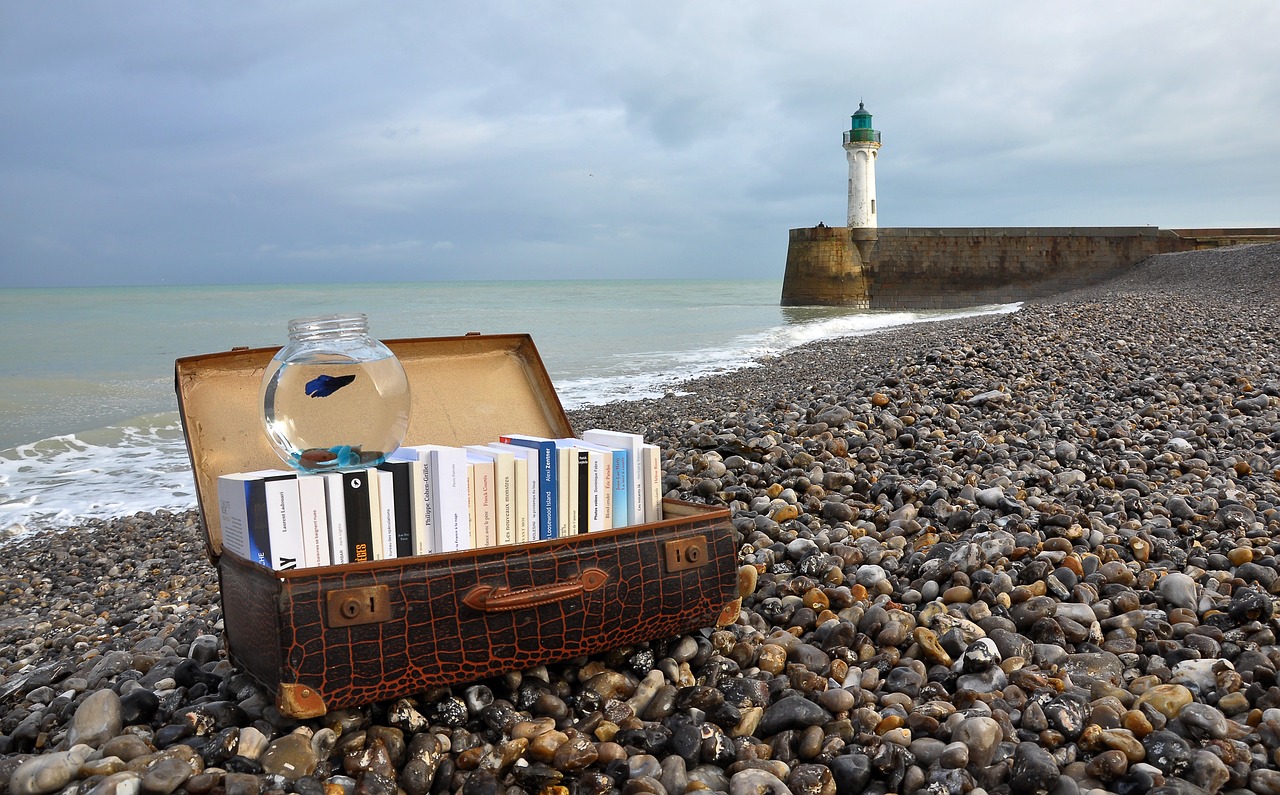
[556, 444, 576, 538]
[488, 442, 539, 544]
[466, 452, 497, 548]
[391, 444, 467, 554]
[573, 441, 620, 531]
[376, 470, 397, 561]
[498, 435, 558, 540]
[466, 446, 516, 546]
[641, 442, 663, 523]
[217, 470, 290, 568]
[322, 473, 349, 564]
[429, 447, 471, 552]
[378, 459, 424, 558]
[510, 451, 531, 544]
[581, 429, 646, 526]
[296, 475, 332, 568]
[264, 477, 306, 571]
[341, 469, 378, 564]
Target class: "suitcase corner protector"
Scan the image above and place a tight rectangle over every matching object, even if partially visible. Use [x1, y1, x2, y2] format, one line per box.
[716, 598, 742, 627]
[277, 683, 328, 719]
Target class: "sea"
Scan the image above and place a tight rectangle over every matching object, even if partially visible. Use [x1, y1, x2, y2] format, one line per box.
[0, 280, 1018, 537]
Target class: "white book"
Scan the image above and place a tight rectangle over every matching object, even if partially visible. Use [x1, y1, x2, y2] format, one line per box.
[322, 473, 349, 565]
[488, 442, 540, 544]
[466, 446, 516, 546]
[558, 445, 576, 537]
[581, 429, 646, 526]
[425, 446, 471, 553]
[390, 445, 460, 555]
[264, 477, 306, 571]
[377, 470, 397, 561]
[417, 454, 436, 556]
[296, 475, 332, 568]
[641, 442, 663, 523]
[466, 452, 497, 548]
[511, 453, 530, 543]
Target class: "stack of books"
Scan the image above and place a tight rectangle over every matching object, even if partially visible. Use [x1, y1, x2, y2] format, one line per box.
[216, 429, 664, 571]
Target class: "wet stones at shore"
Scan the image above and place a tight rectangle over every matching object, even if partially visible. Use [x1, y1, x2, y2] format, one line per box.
[2, 243, 1280, 795]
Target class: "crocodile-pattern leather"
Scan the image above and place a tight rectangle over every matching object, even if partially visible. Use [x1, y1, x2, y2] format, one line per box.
[221, 510, 736, 715]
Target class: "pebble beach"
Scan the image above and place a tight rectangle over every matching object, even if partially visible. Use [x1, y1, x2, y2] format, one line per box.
[2, 242, 1279, 795]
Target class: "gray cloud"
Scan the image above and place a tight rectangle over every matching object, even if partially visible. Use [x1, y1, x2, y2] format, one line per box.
[2, 1, 1277, 286]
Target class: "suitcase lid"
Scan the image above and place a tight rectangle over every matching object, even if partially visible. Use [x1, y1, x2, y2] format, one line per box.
[175, 332, 573, 563]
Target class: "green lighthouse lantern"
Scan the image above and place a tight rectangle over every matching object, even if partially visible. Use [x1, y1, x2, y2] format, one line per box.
[844, 102, 881, 145]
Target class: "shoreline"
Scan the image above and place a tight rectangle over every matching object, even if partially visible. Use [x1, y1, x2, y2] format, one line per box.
[2, 242, 1279, 795]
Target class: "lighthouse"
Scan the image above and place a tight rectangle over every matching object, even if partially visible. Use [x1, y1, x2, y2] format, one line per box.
[844, 102, 881, 229]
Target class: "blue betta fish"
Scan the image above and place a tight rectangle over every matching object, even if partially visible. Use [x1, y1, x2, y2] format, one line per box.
[305, 373, 357, 398]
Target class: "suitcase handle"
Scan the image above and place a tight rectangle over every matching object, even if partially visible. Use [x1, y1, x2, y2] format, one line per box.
[463, 567, 609, 612]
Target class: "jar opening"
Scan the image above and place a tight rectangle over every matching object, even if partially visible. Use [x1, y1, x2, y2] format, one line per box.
[287, 313, 369, 342]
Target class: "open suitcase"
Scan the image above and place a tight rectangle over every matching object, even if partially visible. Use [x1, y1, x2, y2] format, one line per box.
[175, 333, 740, 718]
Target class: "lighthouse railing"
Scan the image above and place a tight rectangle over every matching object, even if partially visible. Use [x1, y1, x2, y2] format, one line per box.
[843, 129, 881, 145]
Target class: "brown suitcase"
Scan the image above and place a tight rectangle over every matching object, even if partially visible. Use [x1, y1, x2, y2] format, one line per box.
[175, 333, 740, 718]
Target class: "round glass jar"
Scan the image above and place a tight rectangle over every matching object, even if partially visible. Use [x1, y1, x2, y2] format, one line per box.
[260, 313, 411, 472]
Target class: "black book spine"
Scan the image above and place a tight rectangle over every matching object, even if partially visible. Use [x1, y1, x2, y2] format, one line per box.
[380, 462, 415, 557]
[576, 450, 589, 534]
[343, 471, 374, 563]
[247, 480, 272, 567]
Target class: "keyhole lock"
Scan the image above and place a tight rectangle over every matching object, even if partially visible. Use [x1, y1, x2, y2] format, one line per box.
[664, 536, 709, 572]
[326, 585, 392, 627]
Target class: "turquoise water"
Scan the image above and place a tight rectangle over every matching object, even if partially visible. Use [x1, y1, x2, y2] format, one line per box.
[0, 280, 1017, 531]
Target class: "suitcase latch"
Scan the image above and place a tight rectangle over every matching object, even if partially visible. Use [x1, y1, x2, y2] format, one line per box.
[665, 536, 709, 572]
[326, 586, 392, 627]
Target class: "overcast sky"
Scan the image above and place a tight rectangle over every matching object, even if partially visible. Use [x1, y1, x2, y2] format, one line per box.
[2, 2, 1277, 287]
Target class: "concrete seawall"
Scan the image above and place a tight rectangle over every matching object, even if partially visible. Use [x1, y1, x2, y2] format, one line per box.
[780, 226, 1280, 309]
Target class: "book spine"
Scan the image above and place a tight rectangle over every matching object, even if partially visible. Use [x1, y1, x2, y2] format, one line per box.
[596, 450, 612, 531]
[511, 456, 530, 544]
[495, 455, 515, 546]
[265, 477, 304, 571]
[378, 461, 416, 557]
[342, 470, 375, 564]
[430, 448, 470, 552]
[323, 473, 349, 565]
[609, 449, 628, 528]
[245, 479, 273, 568]
[558, 447, 573, 538]
[576, 449, 590, 534]
[216, 477, 254, 563]
[377, 470, 397, 560]
[499, 437, 557, 540]
[469, 459, 497, 548]
[418, 454, 435, 556]
[296, 475, 332, 568]
[642, 443, 663, 523]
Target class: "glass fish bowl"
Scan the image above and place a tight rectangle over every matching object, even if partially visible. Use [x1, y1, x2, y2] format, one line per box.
[260, 313, 411, 473]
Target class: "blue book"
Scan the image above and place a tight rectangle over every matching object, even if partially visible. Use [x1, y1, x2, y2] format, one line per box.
[499, 434, 558, 540]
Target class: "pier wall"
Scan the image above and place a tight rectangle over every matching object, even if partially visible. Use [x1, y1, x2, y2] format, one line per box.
[781, 226, 1280, 309]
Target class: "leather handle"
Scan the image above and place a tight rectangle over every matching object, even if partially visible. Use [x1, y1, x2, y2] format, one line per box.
[463, 568, 609, 612]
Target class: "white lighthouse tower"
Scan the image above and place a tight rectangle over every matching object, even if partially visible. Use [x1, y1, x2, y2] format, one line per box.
[844, 102, 881, 229]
